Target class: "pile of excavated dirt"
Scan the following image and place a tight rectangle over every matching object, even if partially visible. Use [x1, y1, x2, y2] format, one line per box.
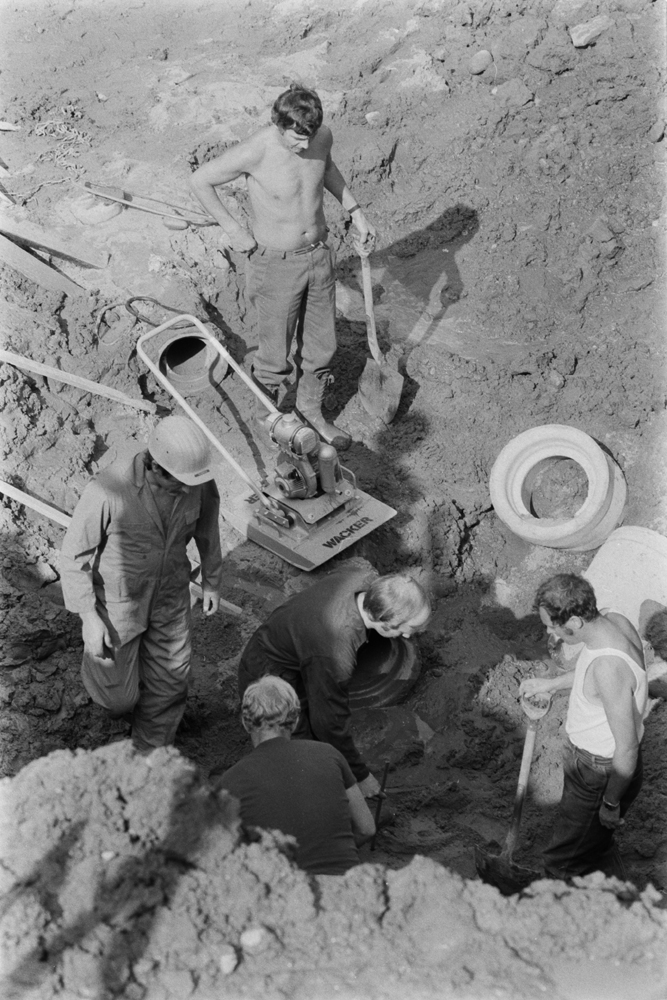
[1, 0, 667, 993]
[1, 743, 666, 1000]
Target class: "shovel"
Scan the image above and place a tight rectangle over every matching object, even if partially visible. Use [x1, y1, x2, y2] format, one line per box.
[357, 253, 404, 424]
[474, 692, 552, 895]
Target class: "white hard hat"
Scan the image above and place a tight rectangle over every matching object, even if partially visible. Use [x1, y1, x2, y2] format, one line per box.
[147, 416, 215, 486]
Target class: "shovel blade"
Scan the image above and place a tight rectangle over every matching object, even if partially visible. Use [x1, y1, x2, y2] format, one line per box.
[474, 844, 541, 896]
[357, 358, 404, 424]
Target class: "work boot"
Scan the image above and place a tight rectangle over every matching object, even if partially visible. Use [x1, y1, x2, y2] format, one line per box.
[250, 370, 281, 408]
[295, 372, 351, 451]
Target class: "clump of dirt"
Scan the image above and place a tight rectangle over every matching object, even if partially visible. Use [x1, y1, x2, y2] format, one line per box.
[1, 742, 665, 1000]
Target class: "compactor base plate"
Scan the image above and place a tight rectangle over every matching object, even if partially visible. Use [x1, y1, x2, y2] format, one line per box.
[219, 484, 396, 571]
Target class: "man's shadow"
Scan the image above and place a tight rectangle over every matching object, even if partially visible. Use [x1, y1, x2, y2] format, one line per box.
[329, 204, 480, 420]
[2, 750, 241, 999]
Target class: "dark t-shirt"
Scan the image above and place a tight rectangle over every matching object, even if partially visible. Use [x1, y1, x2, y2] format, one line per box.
[238, 568, 376, 781]
[220, 737, 360, 875]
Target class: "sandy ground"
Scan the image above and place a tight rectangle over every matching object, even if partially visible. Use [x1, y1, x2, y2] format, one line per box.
[1, 0, 666, 996]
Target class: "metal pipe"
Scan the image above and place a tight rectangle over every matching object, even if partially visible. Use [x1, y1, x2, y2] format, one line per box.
[370, 760, 390, 851]
[80, 183, 213, 225]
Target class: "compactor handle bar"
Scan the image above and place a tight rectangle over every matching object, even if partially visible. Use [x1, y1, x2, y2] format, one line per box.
[136, 315, 278, 511]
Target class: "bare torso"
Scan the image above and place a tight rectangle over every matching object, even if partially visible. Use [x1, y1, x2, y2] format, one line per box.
[245, 125, 331, 250]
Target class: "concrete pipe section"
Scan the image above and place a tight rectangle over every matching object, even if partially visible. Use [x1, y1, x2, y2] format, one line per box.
[556, 525, 667, 669]
[348, 632, 421, 710]
[489, 424, 627, 551]
[584, 526, 667, 630]
[157, 328, 227, 396]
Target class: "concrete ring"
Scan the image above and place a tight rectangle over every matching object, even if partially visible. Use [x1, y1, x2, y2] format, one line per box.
[156, 328, 228, 396]
[489, 424, 627, 550]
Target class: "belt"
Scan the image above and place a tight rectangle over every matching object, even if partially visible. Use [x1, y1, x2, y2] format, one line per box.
[256, 241, 328, 258]
[568, 738, 613, 768]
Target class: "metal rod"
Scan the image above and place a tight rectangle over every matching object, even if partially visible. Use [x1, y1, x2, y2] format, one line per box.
[135, 316, 274, 510]
[120, 189, 213, 219]
[370, 760, 390, 851]
[80, 183, 212, 225]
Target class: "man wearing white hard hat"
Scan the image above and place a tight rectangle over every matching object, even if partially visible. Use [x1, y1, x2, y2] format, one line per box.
[60, 415, 224, 752]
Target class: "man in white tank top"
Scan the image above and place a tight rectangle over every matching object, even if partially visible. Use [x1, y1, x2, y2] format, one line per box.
[519, 574, 648, 880]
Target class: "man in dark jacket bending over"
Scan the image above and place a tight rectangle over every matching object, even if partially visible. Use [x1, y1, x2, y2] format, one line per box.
[238, 568, 431, 797]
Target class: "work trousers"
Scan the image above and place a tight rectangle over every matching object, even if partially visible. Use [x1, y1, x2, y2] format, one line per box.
[81, 608, 192, 752]
[543, 739, 643, 879]
[245, 243, 337, 390]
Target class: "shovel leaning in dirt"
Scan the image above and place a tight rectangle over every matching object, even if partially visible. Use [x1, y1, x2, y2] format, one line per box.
[357, 253, 404, 424]
[474, 692, 552, 895]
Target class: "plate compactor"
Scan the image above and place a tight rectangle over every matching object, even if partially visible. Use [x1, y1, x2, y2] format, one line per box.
[137, 315, 396, 571]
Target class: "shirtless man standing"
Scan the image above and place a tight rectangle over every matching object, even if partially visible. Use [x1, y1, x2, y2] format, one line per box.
[189, 84, 376, 450]
[519, 574, 648, 880]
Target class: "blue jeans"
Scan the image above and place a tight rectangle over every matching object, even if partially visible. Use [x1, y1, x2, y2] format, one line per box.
[543, 740, 643, 879]
[245, 243, 337, 390]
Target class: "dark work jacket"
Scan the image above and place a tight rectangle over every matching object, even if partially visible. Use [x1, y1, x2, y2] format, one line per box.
[220, 737, 359, 876]
[60, 451, 223, 646]
[238, 567, 376, 781]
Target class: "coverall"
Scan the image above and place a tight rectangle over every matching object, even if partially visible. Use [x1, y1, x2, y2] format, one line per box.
[60, 450, 224, 751]
[238, 567, 377, 781]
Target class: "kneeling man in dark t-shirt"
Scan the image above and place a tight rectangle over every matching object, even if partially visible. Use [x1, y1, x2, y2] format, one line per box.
[220, 676, 376, 875]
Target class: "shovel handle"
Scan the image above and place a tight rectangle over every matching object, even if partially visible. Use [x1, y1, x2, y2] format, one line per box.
[504, 720, 537, 857]
[359, 255, 384, 365]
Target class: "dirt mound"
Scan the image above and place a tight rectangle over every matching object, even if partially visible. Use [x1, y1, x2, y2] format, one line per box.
[1, 743, 665, 1000]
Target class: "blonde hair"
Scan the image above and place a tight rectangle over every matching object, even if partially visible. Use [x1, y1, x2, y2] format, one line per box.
[362, 574, 431, 628]
[242, 675, 300, 732]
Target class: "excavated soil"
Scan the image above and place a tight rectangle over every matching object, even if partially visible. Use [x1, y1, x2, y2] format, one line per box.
[1, 742, 667, 1000]
[1, 0, 667, 996]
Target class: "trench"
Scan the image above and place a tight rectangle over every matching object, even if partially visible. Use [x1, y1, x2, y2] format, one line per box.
[1, 0, 666, 996]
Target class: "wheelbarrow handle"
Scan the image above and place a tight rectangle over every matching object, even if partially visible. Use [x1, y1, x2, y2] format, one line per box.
[359, 255, 384, 366]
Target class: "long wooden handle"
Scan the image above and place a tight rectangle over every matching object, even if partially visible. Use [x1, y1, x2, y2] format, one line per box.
[0, 233, 82, 297]
[359, 255, 383, 365]
[504, 721, 537, 856]
[0, 349, 156, 413]
[0, 480, 71, 527]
